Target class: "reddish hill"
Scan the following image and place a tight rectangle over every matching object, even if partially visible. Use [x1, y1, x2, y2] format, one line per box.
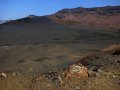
[50, 6, 120, 28]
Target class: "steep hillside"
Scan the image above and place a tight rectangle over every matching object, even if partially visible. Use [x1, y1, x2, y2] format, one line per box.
[50, 6, 120, 28]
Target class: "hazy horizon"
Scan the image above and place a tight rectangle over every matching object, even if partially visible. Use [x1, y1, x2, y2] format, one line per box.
[0, 0, 120, 20]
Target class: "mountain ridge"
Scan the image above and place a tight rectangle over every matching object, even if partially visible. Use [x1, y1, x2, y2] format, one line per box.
[55, 6, 120, 15]
[50, 6, 120, 28]
[0, 6, 120, 28]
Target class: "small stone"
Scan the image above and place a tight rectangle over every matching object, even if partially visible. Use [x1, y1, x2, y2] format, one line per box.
[112, 75, 116, 78]
[49, 71, 52, 73]
[1, 72, 7, 78]
[46, 78, 49, 80]
[98, 69, 103, 73]
[108, 58, 112, 61]
[88, 86, 91, 88]
[12, 72, 17, 77]
[58, 76, 63, 84]
[76, 86, 80, 90]
[47, 84, 51, 87]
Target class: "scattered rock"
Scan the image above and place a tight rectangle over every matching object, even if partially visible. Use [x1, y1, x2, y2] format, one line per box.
[47, 84, 51, 87]
[112, 75, 116, 78]
[108, 58, 112, 61]
[1, 72, 7, 78]
[65, 64, 88, 79]
[88, 66, 101, 77]
[88, 70, 98, 77]
[58, 76, 63, 84]
[43, 71, 58, 81]
[76, 86, 80, 90]
[88, 86, 91, 88]
[12, 72, 17, 77]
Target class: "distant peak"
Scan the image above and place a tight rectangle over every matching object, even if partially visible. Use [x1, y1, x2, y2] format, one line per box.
[27, 15, 37, 18]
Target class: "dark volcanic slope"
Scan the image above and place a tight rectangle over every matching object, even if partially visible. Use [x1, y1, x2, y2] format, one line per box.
[2, 15, 54, 25]
[0, 6, 120, 46]
[0, 20, 120, 46]
[50, 6, 120, 28]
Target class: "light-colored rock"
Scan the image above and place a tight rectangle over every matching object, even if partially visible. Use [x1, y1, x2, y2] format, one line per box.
[58, 76, 63, 84]
[65, 64, 88, 79]
[12, 72, 17, 77]
[1, 72, 7, 78]
[76, 86, 80, 90]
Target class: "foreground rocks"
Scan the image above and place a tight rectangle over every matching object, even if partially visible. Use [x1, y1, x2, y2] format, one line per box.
[65, 44, 120, 79]
[0, 44, 120, 90]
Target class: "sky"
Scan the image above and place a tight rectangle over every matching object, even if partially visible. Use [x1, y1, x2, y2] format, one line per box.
[0, 0, 120, 20]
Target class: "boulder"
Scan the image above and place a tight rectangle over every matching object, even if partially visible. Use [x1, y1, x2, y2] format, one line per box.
[1, 72, 7, 78]
[65, 64, 88, 79]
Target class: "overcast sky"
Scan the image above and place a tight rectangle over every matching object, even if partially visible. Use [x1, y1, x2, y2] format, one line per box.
[0, 0, 120, 20]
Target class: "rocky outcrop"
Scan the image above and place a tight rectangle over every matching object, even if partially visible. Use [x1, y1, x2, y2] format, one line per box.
[65, 64, 88, 79]
[65, 44, 120, 79]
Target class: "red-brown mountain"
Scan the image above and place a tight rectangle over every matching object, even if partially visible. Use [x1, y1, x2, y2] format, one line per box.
[50, 6, 120, 28]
